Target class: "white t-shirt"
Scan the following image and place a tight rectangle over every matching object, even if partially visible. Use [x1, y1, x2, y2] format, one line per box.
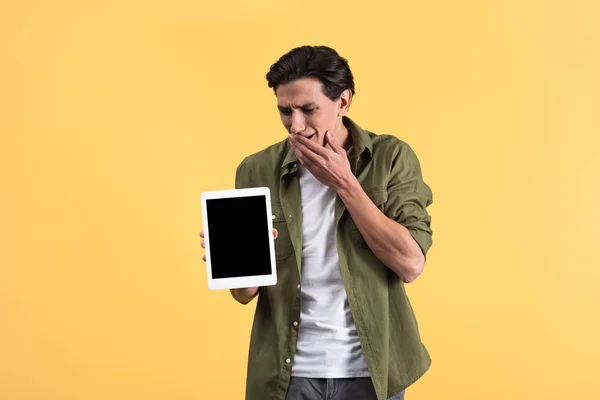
[291, 164, 370, 378]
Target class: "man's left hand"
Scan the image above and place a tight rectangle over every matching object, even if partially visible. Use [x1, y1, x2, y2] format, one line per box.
[288, 131, 354, 192]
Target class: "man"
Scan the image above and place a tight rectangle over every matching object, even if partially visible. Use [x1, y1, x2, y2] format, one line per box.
[200, 45, 433, 400]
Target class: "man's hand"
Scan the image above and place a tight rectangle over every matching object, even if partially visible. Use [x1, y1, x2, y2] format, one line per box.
[288, 131, 354, 192]
[200, 228, 279, 304]
[289, 133, 426, 282]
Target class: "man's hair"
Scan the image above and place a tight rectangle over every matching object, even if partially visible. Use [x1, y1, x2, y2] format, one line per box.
[266, 45, 355, 100]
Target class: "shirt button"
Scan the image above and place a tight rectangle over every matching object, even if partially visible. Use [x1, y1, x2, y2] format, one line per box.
[285, 358, 291, 364]
[293, 321, 298, 327]
[292, 163, 297, 168]
[297, 284, 301, 289]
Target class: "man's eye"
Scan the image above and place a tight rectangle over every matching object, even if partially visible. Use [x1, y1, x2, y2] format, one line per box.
[303, 108, 316, 114]
[280, 110, 292, 116]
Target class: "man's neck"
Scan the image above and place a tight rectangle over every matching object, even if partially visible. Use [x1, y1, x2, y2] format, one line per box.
[335, 121, 352, 152]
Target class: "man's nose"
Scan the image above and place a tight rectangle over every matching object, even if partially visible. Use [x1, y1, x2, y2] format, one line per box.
[289, 112, 305, 135]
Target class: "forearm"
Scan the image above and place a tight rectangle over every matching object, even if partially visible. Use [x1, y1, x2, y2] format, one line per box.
[338, 177, 425, 283]
[230, 287, 259, 304]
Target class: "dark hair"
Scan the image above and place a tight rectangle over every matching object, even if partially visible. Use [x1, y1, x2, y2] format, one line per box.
[266, 45, 355, 100]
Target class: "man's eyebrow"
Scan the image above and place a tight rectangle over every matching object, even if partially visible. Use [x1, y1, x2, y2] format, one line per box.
[277, 102, 317, 110]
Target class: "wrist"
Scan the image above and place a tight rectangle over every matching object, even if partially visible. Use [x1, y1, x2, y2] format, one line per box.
[337, 173, 359, 200]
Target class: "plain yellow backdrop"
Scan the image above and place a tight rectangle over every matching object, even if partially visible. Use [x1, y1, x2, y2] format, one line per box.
[1, 0, 599, 399]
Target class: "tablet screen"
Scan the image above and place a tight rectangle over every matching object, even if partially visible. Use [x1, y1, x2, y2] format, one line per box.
[206, 195, 272, 278]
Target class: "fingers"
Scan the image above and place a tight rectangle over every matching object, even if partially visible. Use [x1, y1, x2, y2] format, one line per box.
[290, 133, 329, 157]
[200, 230, 206, 262]
[294, 146, 308, 167]
[273, 228, 278, 239]
[325, 131, 344, 154]
[289, 135, 309, 166]
[292, 140, 318, 169]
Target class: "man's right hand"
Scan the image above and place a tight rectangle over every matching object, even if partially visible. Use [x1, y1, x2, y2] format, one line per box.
[199, 228, 278, 304]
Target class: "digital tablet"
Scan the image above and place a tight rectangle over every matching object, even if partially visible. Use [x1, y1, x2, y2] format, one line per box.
[201, 187, 277, 290]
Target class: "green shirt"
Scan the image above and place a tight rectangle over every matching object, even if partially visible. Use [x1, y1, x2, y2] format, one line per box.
[235, 117, 433, 400]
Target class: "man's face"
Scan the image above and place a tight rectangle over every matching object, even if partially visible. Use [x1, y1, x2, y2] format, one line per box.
[276, 77, 342, 147]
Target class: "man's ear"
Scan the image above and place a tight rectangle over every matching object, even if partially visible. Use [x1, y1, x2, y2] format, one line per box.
[338, 89, 352, 116]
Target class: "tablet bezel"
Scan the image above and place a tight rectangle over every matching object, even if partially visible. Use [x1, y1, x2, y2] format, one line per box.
[201, 187, 277, 290]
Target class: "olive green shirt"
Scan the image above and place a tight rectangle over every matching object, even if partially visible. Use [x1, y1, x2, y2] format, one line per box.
[235, 117, 433, 400]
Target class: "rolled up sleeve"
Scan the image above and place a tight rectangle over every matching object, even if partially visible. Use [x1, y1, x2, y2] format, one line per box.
[385, 142, 433, 257]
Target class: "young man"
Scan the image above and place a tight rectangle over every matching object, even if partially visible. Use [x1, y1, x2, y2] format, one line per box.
[201, 46, 433, 400]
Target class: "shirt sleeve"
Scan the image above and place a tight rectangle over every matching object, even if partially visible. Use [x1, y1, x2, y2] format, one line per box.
[385, 142, 433, 257]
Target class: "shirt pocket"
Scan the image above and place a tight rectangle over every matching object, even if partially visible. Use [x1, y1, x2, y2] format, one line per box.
[349, 187, 388, 249]
[271, 204, 294, 260]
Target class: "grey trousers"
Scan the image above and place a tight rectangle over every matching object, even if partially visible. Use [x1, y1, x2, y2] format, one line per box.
[285, 377, 405, 400]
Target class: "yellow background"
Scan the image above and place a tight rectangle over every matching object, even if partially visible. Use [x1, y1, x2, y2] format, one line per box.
[1, 0, 599, 399]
